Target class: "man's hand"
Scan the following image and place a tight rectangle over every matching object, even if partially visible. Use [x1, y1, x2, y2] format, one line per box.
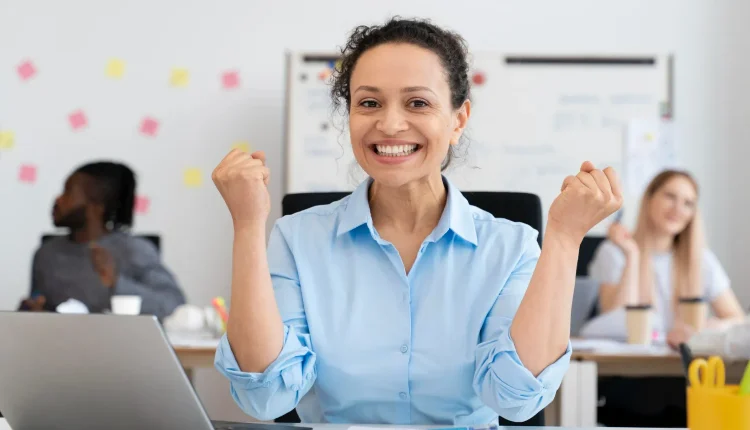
[90, 243, 117, 288]
[20, 295, 46, 312]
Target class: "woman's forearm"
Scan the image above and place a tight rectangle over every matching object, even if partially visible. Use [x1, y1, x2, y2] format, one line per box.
[510, 228, 578, 376]
[599, 250, 640, 313]
[226, 222, 285, 373]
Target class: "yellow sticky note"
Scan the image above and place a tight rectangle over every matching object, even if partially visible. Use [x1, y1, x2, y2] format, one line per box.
[0, 131, 15, 149]
[105, 59, 125, 78]
[232, 141, 251, 153]
[170, 68, 190, 87]
[183, 168, 202, 187]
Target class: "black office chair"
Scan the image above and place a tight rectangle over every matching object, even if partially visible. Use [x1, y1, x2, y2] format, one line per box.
[462, 191, 543, 247]
[576, 236, 605, 277]
[41, 233, 161, 252]
[575, 235, 607, 323]
[277, 190, 546, 427]
[282, 191, 543, 246]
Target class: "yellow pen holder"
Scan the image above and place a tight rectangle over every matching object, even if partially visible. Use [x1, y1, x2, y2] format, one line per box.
[687, 385, 750, 430]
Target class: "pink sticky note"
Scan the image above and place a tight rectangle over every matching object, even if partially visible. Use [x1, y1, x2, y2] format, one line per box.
[222, 70, 240, 89]
[134, 195, 150, 214]
[68, 110, 88, 130]
[140, 117, 159, 136]
[472, 71, 486, 86]
[19, 164, 37, 183]
[17, 60, 37, 81]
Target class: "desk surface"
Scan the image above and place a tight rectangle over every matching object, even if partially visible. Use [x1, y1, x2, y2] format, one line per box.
[0, 418, 683, 430]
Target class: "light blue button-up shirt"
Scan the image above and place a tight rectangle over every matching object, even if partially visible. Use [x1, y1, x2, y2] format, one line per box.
[215, 177, 571, 424]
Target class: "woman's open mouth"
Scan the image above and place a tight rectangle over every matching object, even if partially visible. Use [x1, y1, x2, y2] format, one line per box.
[372, 144, 421, 157]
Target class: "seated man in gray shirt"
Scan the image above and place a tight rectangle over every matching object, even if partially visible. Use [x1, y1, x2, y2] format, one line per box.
[19, 161, 186, 320]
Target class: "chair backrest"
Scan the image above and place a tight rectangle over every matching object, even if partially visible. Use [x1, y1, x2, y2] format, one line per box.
[41, 233, 161, 252]
[570, 277, 602, 336]
[462, 191, 543, 246]
[577, 236, 605, 276]
[281, 193, 349, 217]
[282, 191, 543, 246]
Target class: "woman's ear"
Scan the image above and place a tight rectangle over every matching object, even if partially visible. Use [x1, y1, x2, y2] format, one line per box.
[450, 100, 471, 145]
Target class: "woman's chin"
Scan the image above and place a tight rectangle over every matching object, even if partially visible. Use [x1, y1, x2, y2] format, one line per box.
[656, 221, 688, 237]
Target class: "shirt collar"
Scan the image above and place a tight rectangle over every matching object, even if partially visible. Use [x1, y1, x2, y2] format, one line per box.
[336, 176, 478, 246]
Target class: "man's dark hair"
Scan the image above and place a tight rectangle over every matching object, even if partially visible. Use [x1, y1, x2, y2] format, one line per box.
[75, 161, 136, 229]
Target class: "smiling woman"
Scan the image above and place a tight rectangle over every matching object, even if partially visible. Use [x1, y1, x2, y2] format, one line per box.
[331, 20, 471, 178]
[211, 17, 623, 425]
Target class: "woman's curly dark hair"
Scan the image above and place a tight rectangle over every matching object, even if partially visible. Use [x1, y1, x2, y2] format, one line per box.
[330, 17, 472, 170]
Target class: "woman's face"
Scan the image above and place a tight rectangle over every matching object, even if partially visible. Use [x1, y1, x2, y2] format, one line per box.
[348, 43, 469, 188]
[647, 176, 697, 236]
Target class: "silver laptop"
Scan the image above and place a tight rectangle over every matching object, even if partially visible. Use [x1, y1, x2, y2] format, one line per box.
[0, 312, 305, 430]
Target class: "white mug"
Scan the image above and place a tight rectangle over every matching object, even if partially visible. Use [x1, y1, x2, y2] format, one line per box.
[111, 295, 142, 315]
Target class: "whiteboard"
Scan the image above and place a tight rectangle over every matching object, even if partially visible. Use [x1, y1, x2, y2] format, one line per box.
[284, 52, 672, 233]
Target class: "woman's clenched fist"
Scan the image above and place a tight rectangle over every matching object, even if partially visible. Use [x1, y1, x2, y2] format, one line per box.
[548, 161, 623, 245]
[212, 149, 271, 226]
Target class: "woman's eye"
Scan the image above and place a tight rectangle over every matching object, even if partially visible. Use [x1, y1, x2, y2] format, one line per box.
[359, 100, 379, 108]
[409, 99, 428, 108]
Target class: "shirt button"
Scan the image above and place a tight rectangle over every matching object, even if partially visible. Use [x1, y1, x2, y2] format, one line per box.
[291, 384, 300, 391]
[399, 392, 408, 400]
[263, 381, 270, 388]
[306, 373, 313, 381]
[400, 344, 409, 354]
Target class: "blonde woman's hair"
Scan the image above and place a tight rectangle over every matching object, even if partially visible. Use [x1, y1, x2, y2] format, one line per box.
[632, 170, 705, 308]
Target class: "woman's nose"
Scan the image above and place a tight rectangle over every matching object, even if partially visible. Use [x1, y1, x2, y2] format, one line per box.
[375, 107, 408, 136]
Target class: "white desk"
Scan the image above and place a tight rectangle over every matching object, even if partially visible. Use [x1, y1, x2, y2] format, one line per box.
[168, 337, 705, 427]
[0, 418, 684, 429]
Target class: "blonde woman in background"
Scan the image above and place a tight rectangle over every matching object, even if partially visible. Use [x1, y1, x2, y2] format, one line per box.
[589, 169, 745, 427]
[590, 169, 744, 347]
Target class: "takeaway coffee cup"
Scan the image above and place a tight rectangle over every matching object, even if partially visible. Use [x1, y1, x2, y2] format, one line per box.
[626, 304, 653, 345]
[678, 297, 707, 331]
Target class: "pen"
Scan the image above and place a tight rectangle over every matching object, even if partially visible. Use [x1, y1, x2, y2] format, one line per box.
[739, 360, 750, 395]
[678, 343, 693, 387]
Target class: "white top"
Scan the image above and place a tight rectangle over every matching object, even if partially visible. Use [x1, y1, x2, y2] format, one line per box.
[588, 240, 730, 331]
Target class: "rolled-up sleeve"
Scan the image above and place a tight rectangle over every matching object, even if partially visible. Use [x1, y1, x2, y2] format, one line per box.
[473, 230, 571, 422]
[215, 324, 316, 421]
[214, 221, 317, 421]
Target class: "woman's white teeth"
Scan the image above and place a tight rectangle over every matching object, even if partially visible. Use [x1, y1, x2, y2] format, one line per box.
[375, 144, 418, 156]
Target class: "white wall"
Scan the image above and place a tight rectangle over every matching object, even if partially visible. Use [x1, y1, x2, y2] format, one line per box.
[1, 0, 746, 421]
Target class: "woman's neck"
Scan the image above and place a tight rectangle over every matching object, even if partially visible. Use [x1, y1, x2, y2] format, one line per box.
[369, 174, 447, 234]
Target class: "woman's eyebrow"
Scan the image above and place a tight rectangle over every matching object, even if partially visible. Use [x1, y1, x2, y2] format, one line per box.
[401, 86, 436, 96]
[352, 85, 437, 96]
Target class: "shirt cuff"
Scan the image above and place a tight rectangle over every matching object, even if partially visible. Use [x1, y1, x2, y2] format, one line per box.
[476, 328, 571, 404]
[214, 324, 316, 392]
